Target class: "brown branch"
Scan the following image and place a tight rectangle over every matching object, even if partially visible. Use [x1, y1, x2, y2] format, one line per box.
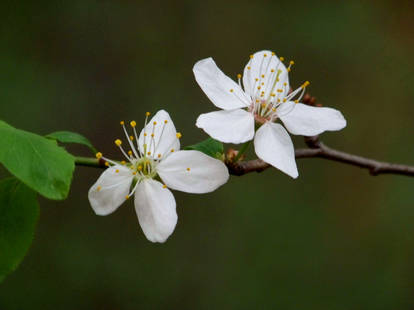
[226, 136, 414, 177]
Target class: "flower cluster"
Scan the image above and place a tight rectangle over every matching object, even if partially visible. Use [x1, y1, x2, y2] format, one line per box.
[89, 50, 346, 242]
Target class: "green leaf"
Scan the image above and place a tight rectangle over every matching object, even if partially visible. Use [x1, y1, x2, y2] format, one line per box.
[0, 120, 75, 200]
[0, 178, 39, 283]
[184, 138, 224, 159]
[46, 131, 97, 154]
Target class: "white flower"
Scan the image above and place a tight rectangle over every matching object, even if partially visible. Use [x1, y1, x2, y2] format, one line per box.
[88, 110, 229, 243]
[193, 50, 346, 178]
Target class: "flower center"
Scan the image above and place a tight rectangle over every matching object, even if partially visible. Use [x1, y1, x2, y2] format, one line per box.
[131, 157, 157, 179]
[248, 99, 277, 124]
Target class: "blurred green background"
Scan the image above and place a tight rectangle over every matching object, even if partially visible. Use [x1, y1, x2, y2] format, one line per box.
[1, 0, 414, 309]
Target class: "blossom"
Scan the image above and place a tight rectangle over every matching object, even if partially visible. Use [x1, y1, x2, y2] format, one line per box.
[88, 110, 229, 243]
[193, 50, 346, 178]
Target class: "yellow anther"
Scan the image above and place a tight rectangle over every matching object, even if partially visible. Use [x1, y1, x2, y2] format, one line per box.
[97, 186, 102, 192]
[247, 66, 251, 70]
[121, 160, 126, 165]
[271, 93, 276, 97]
[105, 162, 109, 167]
[120, 121, 125, 125]
[144, 133, 147, 137]
[137, 165, 143, 171]
[302, 81, 310, 88]
[271, 52, 275, 56]
[280, 57, 285, 61]
[151, 133, 154, 137]
[115, 139, 122, 146]
[230, 89, 234, 92]
[128, 150, 132, 156]
[272, 107, 276, 112]
[157, 154, 161, 158]
[146, 112, 150, 117]
[125, 195, 130, 200]
[176, 132, 182, 139]
[294, 100, 299, 104]
[132, 171, 137, 175]
[260, 93, 264, 97]
[130, 135, 134, 141]
[95, 152, 102, 159]
[186, 167, 191, 171]
[153, 121, 157, 125]
[115, 169, 119, 173]
[249, 54, 253, 59]
[261, 103, 266, 108]
[130, 120, 136, 127]
[257, 86, 261, 90]
[237, 74, 242, 79]
[147, 152, 151, 155]
[256, 99, 260, 103]
[277, 89, 283, 93]
[283, 98, 287, 102]
[289, 60, 295, 65]
[163, 184, 167, 189]
[164, 120, 168, 124]
[264, 53, 267, 57]
[277, 99, 281, 103]
[255, 78, 259, 81]
[271, 69, 275, 73]
[170, 149, 175, 152]
[261, 74, 265, 78]
[283, 82, 287, 86]
[287, 68, 291, 72]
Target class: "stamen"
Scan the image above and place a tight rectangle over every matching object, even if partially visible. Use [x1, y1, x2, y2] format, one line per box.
[115, 139, 133, 162]
[121, 122, 140, 159]
[154, 119, 168, 155]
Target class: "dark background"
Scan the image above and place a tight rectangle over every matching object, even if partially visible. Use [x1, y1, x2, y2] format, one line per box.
[1, 0, 414, 309]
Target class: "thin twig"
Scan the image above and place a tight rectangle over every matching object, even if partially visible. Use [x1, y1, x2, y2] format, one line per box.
[227, 136, 414, 177]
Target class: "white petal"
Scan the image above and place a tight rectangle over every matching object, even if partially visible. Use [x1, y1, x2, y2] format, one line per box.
[193, 58, 250, 110]
[88, 165, 133, 216]
[243, 50, 290, 99]
[280, 103, 347, 136]
[254, 122, 298, 178]
[138, 110, 180, 158]
[134, 179, 177, 243]
[196, 109, 255, 144]
[157, 150, 229, 194]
